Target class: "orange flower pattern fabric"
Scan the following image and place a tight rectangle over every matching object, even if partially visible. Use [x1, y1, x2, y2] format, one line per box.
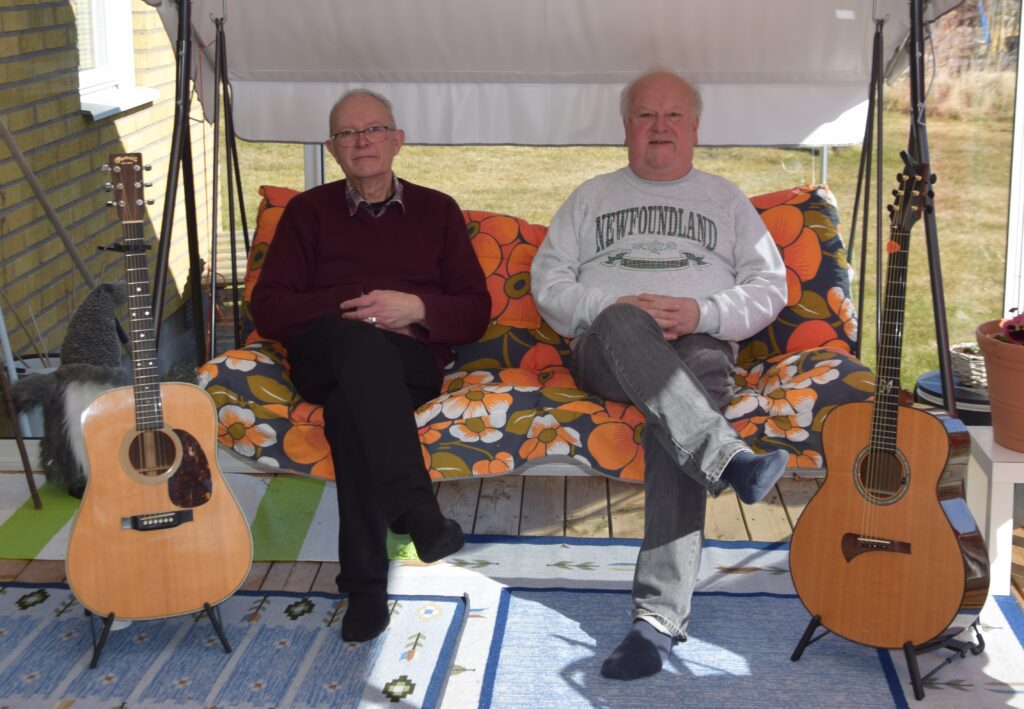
[199, 188, 874, 482]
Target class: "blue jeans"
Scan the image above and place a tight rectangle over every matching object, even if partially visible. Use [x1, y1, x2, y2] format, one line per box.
[570, 303, 746, 638]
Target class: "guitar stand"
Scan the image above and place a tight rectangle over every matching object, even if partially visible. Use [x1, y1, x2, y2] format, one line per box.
[791, 615, 986, 701]
[84, 602, 233, 669]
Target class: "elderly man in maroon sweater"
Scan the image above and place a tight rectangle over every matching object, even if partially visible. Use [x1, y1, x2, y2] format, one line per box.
[251, 89, 490, 642]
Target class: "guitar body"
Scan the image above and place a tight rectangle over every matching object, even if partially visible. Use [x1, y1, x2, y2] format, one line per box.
[790, 401, 987, 649]
[66, 382, 252, 620]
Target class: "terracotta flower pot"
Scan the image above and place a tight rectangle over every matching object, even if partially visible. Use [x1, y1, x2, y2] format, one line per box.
[976, 320, 1024, 452]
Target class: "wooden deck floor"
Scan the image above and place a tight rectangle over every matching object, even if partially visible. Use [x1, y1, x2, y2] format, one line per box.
[2, 474, 1021, 607]
[0, 474, 817, 592]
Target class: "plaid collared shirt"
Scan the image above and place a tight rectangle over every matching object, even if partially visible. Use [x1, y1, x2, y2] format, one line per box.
[345, 175, 406, 217]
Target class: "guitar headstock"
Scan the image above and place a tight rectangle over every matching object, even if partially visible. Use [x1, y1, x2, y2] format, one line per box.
[887, 150, 934, 235]
[105, 153, 149, 224]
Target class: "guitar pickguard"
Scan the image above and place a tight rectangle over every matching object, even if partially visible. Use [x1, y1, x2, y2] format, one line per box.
[167, 428, 213, 508]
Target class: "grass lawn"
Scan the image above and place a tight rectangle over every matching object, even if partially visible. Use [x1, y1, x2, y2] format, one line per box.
[225, 110, 1013, 393]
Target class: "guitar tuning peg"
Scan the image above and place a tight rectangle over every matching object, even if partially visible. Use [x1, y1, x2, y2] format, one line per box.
[106, 200, 117, 208]
[144, 182, 153, 188]
[100, 165, 111, 172]
[887, 204, 895, 214]
[144, 164, 152, 171]
[145, 199, 155, 205]
[103, 183, 113, 192]
[929, 174, 938, 184]
[892, 188, 899, 197]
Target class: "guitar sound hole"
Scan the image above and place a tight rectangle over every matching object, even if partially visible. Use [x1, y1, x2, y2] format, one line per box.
[128, 430, 178, 477]
[857, 450, 906, 502]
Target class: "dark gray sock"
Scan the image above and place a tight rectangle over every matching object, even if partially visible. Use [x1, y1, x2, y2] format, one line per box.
[721, 449, 789, 504]
[600, 620, 674, 680]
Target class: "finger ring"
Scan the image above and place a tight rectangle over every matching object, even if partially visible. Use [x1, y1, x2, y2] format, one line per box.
[366, 316, 377, 324]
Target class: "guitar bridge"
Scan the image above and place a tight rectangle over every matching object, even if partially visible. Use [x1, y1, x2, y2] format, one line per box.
[121, 510, 194, 531]
[841, 532, 911, 562]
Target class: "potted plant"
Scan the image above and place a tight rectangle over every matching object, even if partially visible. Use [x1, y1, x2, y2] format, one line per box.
[976, 309, 1024, 452]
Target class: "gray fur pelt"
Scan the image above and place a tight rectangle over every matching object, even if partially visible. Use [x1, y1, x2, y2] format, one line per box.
[8, 282, 130, 495]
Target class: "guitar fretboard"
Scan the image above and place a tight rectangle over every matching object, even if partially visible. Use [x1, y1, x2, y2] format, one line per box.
[112, 155, 163, 432]
[870, 160, 927, 454]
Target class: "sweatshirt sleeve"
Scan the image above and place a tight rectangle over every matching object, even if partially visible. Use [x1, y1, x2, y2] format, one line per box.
[694, 197, 787, 342]
[530, 189, 617, 338]
[416, 196, 491, 345]
[249, 197, 364, 345]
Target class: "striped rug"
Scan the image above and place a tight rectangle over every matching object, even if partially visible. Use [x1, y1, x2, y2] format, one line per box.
[0, 473, 339, 562]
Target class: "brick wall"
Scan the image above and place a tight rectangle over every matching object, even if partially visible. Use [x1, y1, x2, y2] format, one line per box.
[0, 0, 215, 363]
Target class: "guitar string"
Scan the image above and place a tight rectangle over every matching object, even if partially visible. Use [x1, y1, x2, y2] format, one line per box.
[119, 171, 172, 471]
[865, 171, 917, 544]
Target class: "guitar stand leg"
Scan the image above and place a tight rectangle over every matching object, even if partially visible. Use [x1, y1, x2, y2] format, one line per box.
[903, 642, 926, 701]
[85, 610, 116, 669]
[203, 602, 232, 653]
[791, 615, 827, 661]
[903, 622, 987, 701]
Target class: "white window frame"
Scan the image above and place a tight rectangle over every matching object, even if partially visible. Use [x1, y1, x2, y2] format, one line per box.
[76, 0, 158, 120]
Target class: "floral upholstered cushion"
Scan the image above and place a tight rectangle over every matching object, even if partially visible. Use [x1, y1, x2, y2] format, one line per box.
[738, 186, 857, 369]
[240, 185, 300, 343]
[198, 184, 874, 481]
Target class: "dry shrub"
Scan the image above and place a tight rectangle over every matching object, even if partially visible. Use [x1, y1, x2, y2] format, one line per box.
[883, 71, 1016, 120]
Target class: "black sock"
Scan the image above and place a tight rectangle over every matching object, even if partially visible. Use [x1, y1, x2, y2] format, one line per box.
[341, 592, 390, 642]
[600, 620, 674, 680]
[720, 449, 789, 504]
[399, 503, 465, 563]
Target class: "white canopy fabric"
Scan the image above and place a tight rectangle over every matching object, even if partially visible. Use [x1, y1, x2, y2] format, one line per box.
[157, 0, 962, 146]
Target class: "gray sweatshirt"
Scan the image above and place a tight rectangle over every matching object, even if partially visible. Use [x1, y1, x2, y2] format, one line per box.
[531, 167, 787, 342]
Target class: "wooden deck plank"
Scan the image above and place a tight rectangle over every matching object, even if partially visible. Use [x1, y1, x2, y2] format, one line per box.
[0, 559, 30, 582]
[283, 561, 321, 593]
[565, 476, 610, 538]
[15, 559, 65, 584]
[776, 476, 820, 532]
[519, 476, 565, 536]
[704, 489, 749, 541]
[312, 562, 341, 594]
[436, 479, 481, 532]
[260, 562, 295, 591]
[608, 480, 645, 539]
[1013, 527, 1023, 596]
[473, 477, 523, 535]
[241, 562, 271, 592]
[738, 486, 791, 542]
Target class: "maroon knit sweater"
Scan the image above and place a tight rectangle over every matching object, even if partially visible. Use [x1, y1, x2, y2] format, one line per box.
[250, 179, 490, 368]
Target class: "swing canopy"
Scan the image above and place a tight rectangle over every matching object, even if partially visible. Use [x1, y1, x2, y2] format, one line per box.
[157, 0, 962, 147]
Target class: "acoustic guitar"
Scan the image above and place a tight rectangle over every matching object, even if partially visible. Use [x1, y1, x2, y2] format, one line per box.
[789, 152, 989, 650]
[66, 153, 252, 621]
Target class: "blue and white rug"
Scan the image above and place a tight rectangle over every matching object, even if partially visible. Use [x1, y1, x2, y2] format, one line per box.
[0, 585, 465, 708]
[384, 537, 1024, 708]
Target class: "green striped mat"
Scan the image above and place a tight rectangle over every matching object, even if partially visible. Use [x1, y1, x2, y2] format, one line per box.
[0, 473, 415, 563]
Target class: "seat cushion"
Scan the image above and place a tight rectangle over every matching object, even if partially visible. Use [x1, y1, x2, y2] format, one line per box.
[198, 184, 874, 481]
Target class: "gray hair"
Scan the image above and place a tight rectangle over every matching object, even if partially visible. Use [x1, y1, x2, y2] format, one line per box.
[620, 71, 703, 118]
[328, 89, 398, 132]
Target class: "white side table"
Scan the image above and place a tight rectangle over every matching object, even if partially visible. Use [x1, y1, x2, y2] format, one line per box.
[965, 426, 1024, 595]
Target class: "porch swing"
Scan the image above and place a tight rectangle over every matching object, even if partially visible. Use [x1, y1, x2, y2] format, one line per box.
[151, 0, 964, 485]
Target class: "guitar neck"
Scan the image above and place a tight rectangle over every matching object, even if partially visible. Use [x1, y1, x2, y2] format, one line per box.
[870, 154, 931, 453]
[871, 225, 911, 452]
[110, 153, 163, 432]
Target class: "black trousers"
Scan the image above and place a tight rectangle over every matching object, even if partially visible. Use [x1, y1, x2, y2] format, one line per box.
[287, 315, 442, 594]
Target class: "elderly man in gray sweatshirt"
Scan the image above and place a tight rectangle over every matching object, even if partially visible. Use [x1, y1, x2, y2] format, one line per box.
[531, 70, 788, 680]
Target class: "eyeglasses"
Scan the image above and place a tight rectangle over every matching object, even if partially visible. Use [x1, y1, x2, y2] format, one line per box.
[329, 125, 395, 146]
